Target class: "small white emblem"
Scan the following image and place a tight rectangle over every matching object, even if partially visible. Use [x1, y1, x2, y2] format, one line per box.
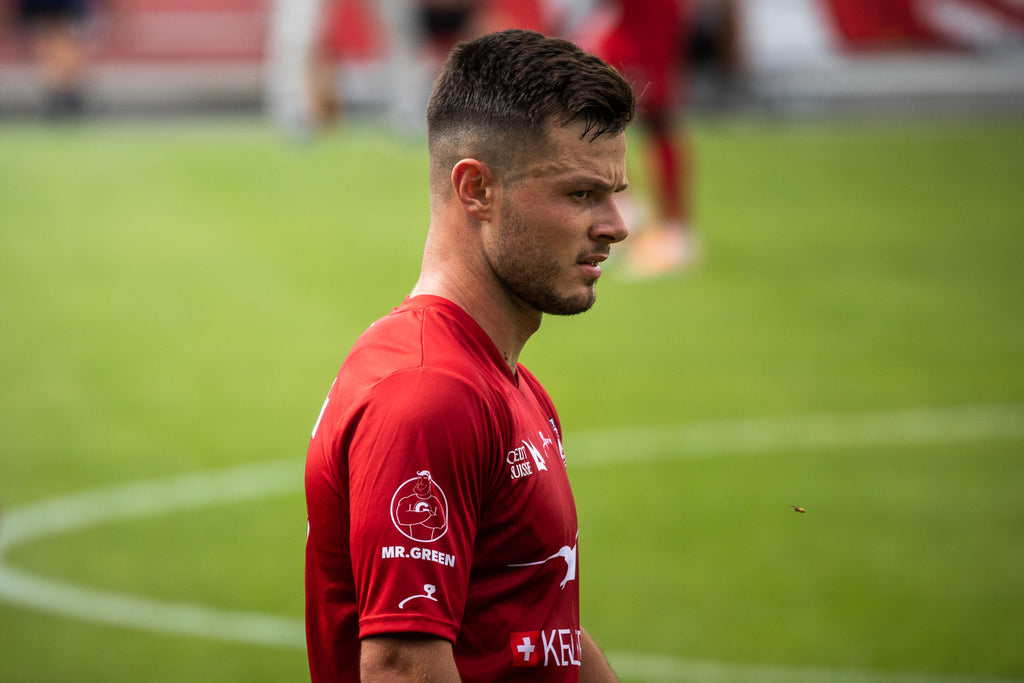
[399, 584, 439, 609]
[524, 439, 548, 472]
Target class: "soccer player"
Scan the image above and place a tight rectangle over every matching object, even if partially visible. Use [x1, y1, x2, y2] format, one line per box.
[305, 28, 634, 682]
[12, 0, 96, 119]
[264, 0, 336, 139]
[591, 0, 699, 276]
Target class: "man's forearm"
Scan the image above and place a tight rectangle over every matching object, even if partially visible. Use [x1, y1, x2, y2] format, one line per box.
[360, 635, 461, 682]
[579, 628, 619, 682]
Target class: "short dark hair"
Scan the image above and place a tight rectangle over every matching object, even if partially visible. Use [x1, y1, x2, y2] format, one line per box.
[426, 29, 635, 189]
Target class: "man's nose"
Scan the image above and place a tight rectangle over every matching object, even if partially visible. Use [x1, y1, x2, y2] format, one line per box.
[592, 198, 629, 244]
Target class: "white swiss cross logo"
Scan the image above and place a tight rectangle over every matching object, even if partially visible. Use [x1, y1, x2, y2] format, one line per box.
[512, 631, 541, 667]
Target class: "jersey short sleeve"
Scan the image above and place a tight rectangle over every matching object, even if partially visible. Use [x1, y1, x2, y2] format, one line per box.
[346, 367, 503, 640]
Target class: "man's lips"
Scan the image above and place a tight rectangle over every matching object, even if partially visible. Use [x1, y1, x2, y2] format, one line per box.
[578, 252, 609, 266]
[578, 252, 609, 278]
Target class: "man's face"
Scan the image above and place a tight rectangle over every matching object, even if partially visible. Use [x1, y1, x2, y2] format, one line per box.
[484, 123, 629, 316]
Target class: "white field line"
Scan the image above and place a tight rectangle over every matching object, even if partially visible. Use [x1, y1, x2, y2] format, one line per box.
[0, 459, 305, 648]
[606, 652, 1024, 683]
[1, 404, 1023, 681]
[569, 403, 1024, 466]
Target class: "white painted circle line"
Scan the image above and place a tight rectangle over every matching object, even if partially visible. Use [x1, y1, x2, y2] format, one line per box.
[605, 652, 1024, 683]
[0, 459, 306, 648]
[570, 403, 1024, 466]
[1, 404, 1023, 681]
[0, 459, 301, 551]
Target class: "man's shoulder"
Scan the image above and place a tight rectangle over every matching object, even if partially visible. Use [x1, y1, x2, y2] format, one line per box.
[341, 296, 504, 397]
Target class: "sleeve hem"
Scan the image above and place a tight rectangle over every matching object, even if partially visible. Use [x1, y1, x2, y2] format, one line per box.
[359, 615, 459, 644]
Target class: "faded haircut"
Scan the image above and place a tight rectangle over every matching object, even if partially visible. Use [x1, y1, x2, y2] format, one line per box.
[426, 29, 635, 192]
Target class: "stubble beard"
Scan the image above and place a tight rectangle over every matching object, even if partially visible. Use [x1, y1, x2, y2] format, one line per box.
[490, 198, 596, 317]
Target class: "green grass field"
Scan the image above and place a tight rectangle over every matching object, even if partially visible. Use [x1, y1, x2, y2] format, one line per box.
[1, 116, 1022, 682]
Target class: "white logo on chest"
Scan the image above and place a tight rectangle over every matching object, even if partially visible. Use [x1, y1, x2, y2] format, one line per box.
[509, 534, 578, 589]
[506, 430, 557, 480]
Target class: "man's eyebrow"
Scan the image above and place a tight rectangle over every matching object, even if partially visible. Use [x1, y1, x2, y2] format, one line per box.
[564, 174, 629, 193]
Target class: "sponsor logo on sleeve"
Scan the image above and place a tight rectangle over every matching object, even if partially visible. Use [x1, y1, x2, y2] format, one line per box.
[380, 544, 456, 567]
[390, 470, 448, 542]
[398, 583, 439, 609]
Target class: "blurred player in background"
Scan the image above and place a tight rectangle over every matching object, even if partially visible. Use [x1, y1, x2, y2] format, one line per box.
[584, 0, 699, 277]
[265, 0, 338, 139]
[305, 28, 633, 681]
[11, 0, 97, 119]
[265, 0, 483, 139]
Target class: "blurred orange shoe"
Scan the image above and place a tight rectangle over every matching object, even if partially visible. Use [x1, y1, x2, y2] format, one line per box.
[620, 223, 701, 280]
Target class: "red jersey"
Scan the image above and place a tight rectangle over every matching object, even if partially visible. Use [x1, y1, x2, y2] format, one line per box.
[306, 296, 582, 681]
[595, 0, 686, 111]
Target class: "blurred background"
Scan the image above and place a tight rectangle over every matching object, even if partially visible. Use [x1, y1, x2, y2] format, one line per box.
[1, 0, 1022, 124]
[1, 1, 1023, 682]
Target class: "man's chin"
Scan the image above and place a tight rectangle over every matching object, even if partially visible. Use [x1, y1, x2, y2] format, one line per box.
[542, 291, 596, 317]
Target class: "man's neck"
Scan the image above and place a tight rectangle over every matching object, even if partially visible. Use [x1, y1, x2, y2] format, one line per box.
[410, 274, 541, 373]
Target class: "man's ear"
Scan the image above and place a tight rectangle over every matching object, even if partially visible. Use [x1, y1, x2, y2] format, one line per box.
[451, 158, 497, 221]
